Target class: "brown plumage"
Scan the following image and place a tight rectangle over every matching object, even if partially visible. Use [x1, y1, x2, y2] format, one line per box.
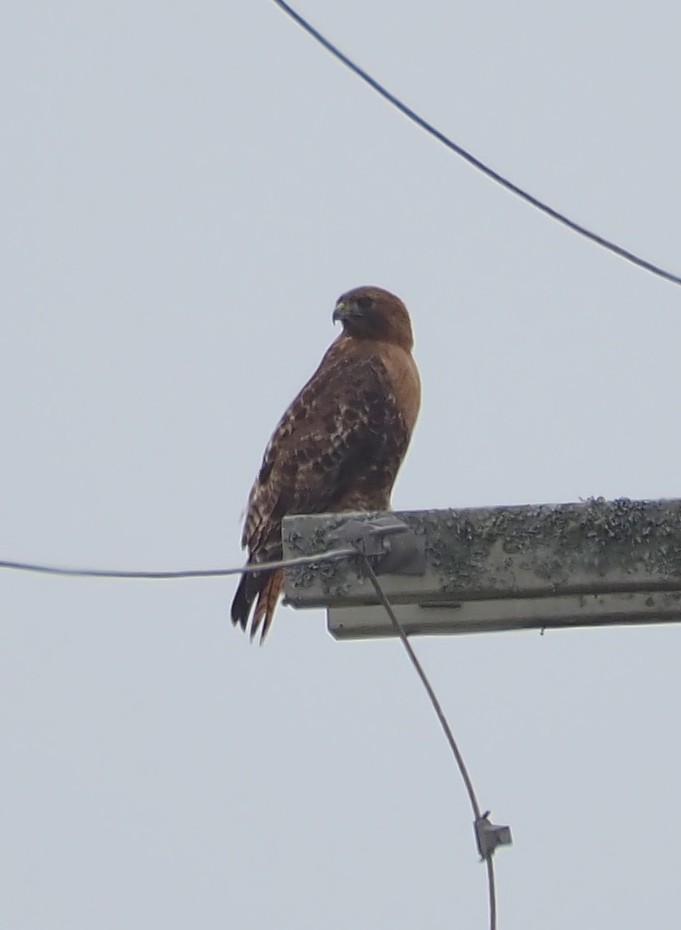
[231, 285, 421, 642]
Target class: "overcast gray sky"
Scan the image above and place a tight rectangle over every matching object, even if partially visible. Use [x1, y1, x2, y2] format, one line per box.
[2, 2, 681, 927]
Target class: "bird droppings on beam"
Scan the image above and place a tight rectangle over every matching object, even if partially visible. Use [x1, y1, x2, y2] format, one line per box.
[282, 499, 681, 610]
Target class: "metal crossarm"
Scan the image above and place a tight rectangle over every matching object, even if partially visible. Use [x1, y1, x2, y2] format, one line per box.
[281, 498, 681, 639]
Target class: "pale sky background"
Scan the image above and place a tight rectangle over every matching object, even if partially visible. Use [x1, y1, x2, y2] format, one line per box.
[2, 2, 681, 928]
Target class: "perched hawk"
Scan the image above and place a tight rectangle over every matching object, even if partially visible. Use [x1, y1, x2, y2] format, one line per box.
[231, 285, 421, 641]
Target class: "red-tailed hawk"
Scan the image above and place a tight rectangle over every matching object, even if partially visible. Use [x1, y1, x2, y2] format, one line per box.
[231, 285, 420, 641]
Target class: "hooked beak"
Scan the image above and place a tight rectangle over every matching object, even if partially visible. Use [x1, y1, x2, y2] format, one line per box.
[332, 299, 359, 324]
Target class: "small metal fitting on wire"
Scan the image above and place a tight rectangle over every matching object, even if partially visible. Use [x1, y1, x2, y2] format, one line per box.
[327, 514, 425, 576]
[474, 811, 513, 861]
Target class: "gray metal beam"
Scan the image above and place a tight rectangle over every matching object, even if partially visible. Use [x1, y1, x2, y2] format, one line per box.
[326, 590, 681, 639]
[281, 498, 681, 638]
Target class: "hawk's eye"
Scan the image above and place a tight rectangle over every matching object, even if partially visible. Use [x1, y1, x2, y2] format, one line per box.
[356, 294, 373, 312]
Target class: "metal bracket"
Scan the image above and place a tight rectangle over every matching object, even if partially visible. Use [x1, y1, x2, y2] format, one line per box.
[326, 515, 425, 576]
[474, 811, 512, 860]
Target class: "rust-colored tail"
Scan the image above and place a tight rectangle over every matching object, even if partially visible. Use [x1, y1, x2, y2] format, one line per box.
[230, 568, 283, 643]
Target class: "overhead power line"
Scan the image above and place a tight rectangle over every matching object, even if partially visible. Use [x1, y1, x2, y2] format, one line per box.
[362, 558, 498, 930]
[271, 0, 681, 288]
[2, 541, 502, 927]
[0, 548, 356, 581]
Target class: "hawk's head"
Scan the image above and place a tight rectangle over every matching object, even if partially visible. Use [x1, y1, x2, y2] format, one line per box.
[332, 286, 414, 351]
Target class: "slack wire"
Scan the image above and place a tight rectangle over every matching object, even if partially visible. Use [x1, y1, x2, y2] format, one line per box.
[271, 0, 681, 288]
[361, 557, 497, 930]
[0, 548, 357, 581]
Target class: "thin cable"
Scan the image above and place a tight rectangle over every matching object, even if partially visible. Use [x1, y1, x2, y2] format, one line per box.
[2, 539, 497, 922]
[361, 558, 482, 815]
[0, 548, 356, 581]
[361, 557, 497, 930]
[486, 859, 497, 930]
[271, 0, 681, 288]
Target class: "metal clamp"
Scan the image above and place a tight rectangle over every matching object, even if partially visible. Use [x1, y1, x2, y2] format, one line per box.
[327, 515, 425, 576]
[474, 811, 512, 860]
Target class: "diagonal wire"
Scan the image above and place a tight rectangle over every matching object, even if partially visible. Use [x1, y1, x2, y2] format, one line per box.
[361, 556, 497, 930]
[271, 0, 681, 288]
[2, 540, 499, 924]
[1, 541, 500, 923]
[0, 548, 356, 581]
